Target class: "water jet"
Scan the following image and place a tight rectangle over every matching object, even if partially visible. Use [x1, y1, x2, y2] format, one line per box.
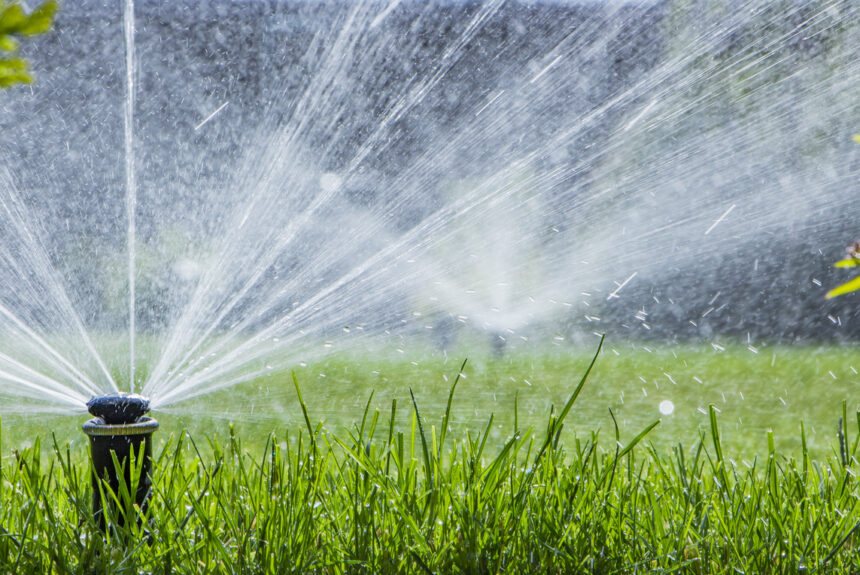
[0, 0, 854, 442]
[82, 393, 158, 528]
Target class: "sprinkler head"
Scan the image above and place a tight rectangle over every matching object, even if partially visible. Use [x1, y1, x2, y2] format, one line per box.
[86, 392, 150, 424]
[82, 393, 158, 530]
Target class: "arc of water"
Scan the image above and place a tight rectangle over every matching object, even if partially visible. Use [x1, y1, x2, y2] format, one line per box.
[151, 170, 523, 404]
[0, 302, 101, 397]
[145, 1, 508, 397]
[0, 351, 89, 407]
[143, 3, 373, 392]
[0, 376, 86, 407]
[154, 0, 850, 405]
[149, 10, 631, 401]
[145, 3, 410, 394]
[153, 3, 724, 364]
[143, 169, 343, 393]
[0, 170, 118, 394]
[0, 357, 87, 408]
[0, 371, 86, 407]
[149, 160, 507, 397]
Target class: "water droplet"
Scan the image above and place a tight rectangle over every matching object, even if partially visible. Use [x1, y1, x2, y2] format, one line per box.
[319, 172, 342, 192]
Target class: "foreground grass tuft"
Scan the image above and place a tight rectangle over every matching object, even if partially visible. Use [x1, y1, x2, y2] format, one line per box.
[1, 341, 859, 573]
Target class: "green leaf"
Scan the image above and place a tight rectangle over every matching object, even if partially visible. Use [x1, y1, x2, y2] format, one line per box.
[0, 5, 27, 34]
[16, 1, 57, 36]
[834, 258, 859, 269]
[0, 70, 31, 87]
[0, 56, 28, 72]
[0, 2, 56, 90]
[0, 35, 18, 53]
[826, 275, 860, 299]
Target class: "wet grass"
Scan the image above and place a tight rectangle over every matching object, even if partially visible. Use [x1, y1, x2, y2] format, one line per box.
[1, 339, 860, 572]
[153, 339, 858, 459]
[4, 339, 856, 460]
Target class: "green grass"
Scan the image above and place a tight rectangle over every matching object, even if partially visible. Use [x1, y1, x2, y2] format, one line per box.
[162, 340, 857, 458]
[1, 339, 859, 572]
[6, 339, 855, 458]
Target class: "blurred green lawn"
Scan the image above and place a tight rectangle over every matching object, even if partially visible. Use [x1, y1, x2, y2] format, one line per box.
[3, 342, 857, 461]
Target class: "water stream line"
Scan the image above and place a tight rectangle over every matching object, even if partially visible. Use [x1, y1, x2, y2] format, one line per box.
[124, 0, 136, 392]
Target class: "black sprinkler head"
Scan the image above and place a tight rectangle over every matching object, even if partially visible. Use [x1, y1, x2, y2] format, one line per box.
[86, 393, 150, 424]
[83, 393, 158, 530]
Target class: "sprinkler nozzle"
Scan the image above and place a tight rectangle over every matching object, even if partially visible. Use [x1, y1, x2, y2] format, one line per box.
[86, 392, 150, 424]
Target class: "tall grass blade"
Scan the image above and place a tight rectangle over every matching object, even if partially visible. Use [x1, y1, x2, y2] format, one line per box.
[292, 372, 316, 451]
[618, 420, 660, 459]
[534, 334, 604, 465]
[409, 387, 434, 496]
[438, 358, 467, 460]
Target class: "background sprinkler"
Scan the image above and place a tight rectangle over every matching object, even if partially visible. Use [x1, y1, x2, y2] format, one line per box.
[82, 393, 158, 528]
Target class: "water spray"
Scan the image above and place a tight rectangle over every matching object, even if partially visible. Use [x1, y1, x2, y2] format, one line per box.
[82, 393, 158, 528]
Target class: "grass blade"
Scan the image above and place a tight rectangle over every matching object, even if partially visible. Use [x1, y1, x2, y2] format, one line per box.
[438, 358, 467, 460]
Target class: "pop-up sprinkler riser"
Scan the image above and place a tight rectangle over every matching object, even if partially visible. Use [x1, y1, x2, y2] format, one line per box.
[82, 393, 158, 528]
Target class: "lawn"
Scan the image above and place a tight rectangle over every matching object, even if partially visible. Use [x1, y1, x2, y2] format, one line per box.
[161, 340, 857, 459]
[0, 339, 858, 572]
